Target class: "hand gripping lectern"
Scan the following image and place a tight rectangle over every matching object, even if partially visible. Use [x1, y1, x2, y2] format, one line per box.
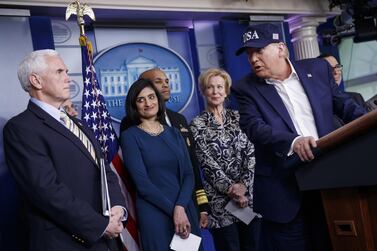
[296, 110, 377, 251]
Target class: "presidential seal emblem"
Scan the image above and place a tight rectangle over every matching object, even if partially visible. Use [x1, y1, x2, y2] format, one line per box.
[93, 42, 195, 122]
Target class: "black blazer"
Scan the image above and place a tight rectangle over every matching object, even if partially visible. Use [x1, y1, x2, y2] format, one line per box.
[3, 101, 125, 251]
[164, 109, 210, 214]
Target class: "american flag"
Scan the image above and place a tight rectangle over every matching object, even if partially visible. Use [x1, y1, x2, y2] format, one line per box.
[79, 35, 140, 251]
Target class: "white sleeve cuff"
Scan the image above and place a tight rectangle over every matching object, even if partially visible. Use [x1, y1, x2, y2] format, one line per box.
[288, 136, 303, 156]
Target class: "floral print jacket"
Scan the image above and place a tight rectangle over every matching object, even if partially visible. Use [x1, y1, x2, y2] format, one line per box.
[190, 109, 255, 229]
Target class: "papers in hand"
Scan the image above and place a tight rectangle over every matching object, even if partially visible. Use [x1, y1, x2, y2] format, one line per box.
[170, 233, 202, 251]
[225, 200, 257, 225]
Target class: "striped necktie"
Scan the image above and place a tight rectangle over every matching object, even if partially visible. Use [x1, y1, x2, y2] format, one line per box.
[60, 111, 97, 162]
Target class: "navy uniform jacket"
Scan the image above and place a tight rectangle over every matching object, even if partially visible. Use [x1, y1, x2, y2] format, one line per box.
[3, 101, 126, 251]
[232, 58, 365, 223]
[164, 109, 210, 214]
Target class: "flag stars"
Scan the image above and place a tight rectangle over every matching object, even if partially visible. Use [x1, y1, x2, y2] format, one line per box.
[84, 101, 90, 110]
[91, 123, 98, 132]
[110, 133, 115, 142]
[84, 78, 91, 85]
[84, 90, 90, 98]
[102, 145, 108, 153]
[84, 113, 90, 122]
[91, 112, 98, 120]
[85, 66, 90, 75]
[91, 100, 97, 108]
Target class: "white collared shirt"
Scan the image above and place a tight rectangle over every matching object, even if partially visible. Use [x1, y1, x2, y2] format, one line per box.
[30, 98, 62, 123]
[165, 112, 172, 127]
[265, 60, 319, 141]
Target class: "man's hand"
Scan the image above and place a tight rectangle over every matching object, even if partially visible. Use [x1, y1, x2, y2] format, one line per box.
[293, 136, 317, 162]
[173, 205, 191, 239]
[110, 206, 124, 223]
[199, 212, 208, 228]
[104, 217, 123, 239]
[104, 207, 124, 240]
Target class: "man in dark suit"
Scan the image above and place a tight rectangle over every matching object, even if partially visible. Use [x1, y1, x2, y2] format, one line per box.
[232, 23, 366, 250]
[138, 68, 210, 228]
[318, 53, 367, 128]
[3, 49, 126, 251]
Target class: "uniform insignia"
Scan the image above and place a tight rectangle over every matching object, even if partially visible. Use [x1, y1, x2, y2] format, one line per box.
[307, 73, 312, 78]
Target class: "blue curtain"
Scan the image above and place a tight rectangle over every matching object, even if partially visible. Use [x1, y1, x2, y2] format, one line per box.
[29, 16, 55, 50]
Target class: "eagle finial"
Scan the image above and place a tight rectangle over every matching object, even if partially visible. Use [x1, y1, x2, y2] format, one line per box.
[65, 0, 95, 36]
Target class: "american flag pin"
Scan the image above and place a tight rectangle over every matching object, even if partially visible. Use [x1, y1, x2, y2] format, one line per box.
[307, 73, 312, 78]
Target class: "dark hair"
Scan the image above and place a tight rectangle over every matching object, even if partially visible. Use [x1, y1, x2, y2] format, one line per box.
[123, 78, 165, 129]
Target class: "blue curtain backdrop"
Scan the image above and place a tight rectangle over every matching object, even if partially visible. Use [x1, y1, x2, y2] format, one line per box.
[0, 17, 47, 251]
[220, 20, 250, 84]
[29, 16, 55, 50]
[220, 20, 250, 110]
[0, 15, 53, 251]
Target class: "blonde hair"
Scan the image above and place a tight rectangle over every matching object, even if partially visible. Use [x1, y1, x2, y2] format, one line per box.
[198, 68, 232, 96]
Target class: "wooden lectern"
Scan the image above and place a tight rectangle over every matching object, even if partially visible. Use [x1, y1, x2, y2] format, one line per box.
[296, 110, 377, 251]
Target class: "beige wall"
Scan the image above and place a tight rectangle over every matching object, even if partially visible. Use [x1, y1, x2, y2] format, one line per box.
[0, 0, 338, 15]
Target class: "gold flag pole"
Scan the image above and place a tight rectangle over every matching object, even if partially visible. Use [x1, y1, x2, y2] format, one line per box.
[65, 0, 96, 36]
[65, 0, 110, 216]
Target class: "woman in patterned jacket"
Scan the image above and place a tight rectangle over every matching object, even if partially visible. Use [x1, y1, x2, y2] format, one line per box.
[190, 68, 258, 251]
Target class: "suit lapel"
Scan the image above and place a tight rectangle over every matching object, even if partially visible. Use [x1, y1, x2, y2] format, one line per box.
[255, 80, 296, 133]
[28, 102, 98, 166]
[166, 109, 182, 128]
[293, 62, 322, 132]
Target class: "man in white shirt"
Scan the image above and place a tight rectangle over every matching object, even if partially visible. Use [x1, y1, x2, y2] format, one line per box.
[232, 23, 365, 251]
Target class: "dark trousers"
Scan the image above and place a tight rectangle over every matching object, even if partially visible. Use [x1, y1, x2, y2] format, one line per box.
[210, 218, 261, 251]
[259, 191, 332, 251]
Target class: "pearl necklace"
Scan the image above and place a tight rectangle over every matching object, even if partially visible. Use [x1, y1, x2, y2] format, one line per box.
[138, 123, 164, 136]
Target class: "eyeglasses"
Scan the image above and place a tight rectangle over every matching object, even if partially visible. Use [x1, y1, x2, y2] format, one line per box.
[333, 64, 343, 71]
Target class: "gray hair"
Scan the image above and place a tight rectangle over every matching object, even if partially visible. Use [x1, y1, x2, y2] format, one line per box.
[17, 49, 59, 92]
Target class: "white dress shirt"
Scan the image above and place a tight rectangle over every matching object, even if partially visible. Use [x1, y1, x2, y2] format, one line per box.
[266, 60, 319, 154]
[30, 98, 62, 122]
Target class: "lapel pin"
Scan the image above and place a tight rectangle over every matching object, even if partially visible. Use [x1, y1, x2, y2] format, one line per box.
[307, 73, 312, 78]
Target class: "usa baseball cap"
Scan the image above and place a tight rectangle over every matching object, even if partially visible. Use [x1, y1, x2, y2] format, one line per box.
[235, 23, 283, 56]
